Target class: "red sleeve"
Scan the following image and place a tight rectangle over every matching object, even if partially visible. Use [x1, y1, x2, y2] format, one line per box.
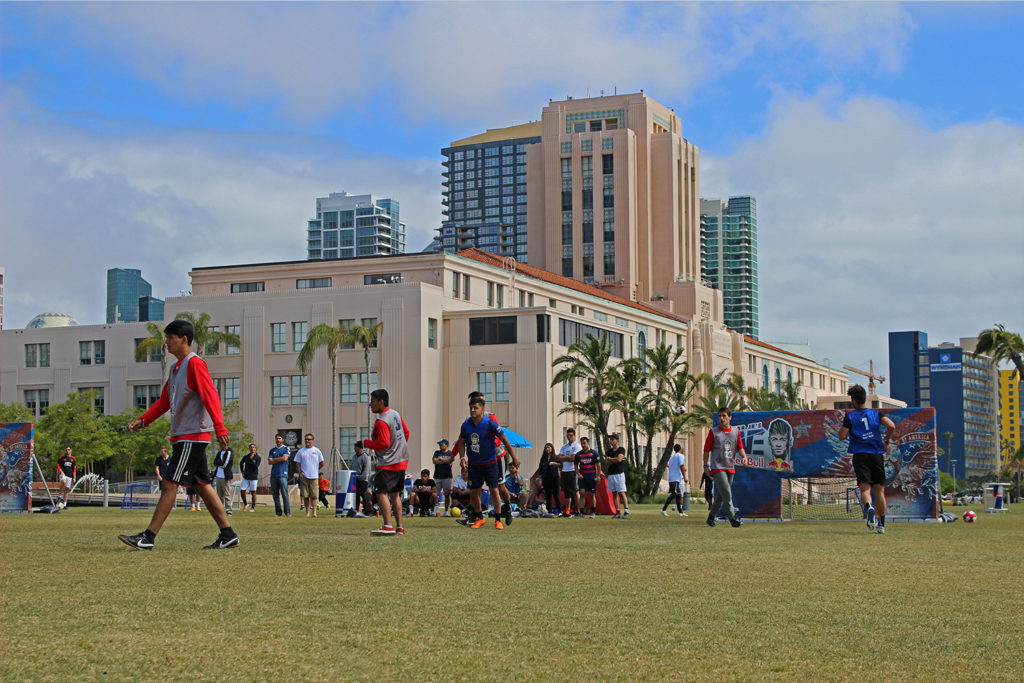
[188, 357, 228, 438]
[703, 431, 715, 453]
[451, 440, 459, 457]
[361, 419, 391, 451]
[401, 417, 410, 441]
[140, 381, 170, 426]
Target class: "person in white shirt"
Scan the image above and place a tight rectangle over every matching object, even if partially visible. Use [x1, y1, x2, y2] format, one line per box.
[555, 428, 582, 517]
[293, 433, 324, 518]
[661, 443, 688, 516]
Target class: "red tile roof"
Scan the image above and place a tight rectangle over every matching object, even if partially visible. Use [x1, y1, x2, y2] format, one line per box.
[742, 336, 814, 363]
[455, 248, 689, 324]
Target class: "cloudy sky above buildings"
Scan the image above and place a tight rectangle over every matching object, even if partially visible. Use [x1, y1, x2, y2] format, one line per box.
[1, 2, 1022, 389]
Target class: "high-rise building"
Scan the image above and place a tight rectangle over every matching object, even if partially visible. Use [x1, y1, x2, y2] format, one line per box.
[889, 331, 1000, 478]
[0, 265, 5, 330]
[998, 369, 1021, 467]
[106, 268, 163, 324]
[138, 296, 165, 322]
[437, 122, 541, 263]
[307, 191, 406, 260]
[700, 197, 759, 337]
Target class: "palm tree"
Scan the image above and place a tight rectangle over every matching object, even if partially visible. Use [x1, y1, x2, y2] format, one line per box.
[297, 323, 353, 475]
[637, 361, 702, 499]
[552, 334, 617, 454]
[347, 322, 384, 433]
[1010, 444, 1024, 502]
[690, 370, 745, 428]
[134, 321, 169, 376]
[607, 356, 647, 469]
[173, 312, 240, 356]
[973, 324, 1024, 378]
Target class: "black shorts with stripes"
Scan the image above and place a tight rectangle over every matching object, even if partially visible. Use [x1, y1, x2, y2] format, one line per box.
[165, 441, 213, 487]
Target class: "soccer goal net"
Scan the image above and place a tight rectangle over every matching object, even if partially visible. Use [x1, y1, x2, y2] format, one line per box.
[782, 476, 864, 521]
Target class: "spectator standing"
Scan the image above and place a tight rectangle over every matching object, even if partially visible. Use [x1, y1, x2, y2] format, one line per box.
[536, 443, 561, 514]
[574, 437, 603, 518]
[154, 446, 170, 488]
[294, 434, 324, 518]
[362, 389, 411, 536]
[605, 434, 630, 519]
[661, 444, 687, 516]
[703, 407, 745, 528]
[432, 439, 455, 516]
[350, 441, 372, 517]
[556, 428, 582, 517]
[238, 444, 261, 512]
[699, 469, 713, 507]
[212, 444, 234, 516]
[410, 469, 438, 516]
[267, 434, 291, 517]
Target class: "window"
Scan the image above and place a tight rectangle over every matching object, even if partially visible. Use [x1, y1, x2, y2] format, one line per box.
[562, 246, 573, 278]
[205, 328, 220, 356]
[340, 372, 378, 403]
[602, 154, 613, 174]
[562, 188, 572, 211]
[271, 323, 287, 352]
[134, 338, 162, 362]
[79, 340, 105, 366]
[364, 272, 402, 285]
[487, 282, 494, 307]
[134, 384, 161, 410]
[604, 243, 615, 276]
[469, 316, 517, 345]
[272, 376, 289, 405]
[562, 379, 574, 403]
[452, 272, 460, 298]
[559, 319, 624, 357]
[477, 372, 493, 402]
[603, 187, 614, 208]
[292, 322, 308, 352]
[582, 211, 594, 243]
[339, 319, 355, 349]
[582, 188, 593, 210]
[78, 387, 105, 413]
[24, 389, 49, 416]
[215, 378, 240, 405]
[562, 212, 573, 244]
[462, 274, 471, 300]
[582, 244, 594, 277]
[581, 156, 593, 176]
[427, 318, 437, 349]
[537, 314, 551, 343]
[361, 318, 379, 347]
[603, 208, 615, 241]
[602, 137, 613, 150]
[231, 281, 264, 293]
[291, 375, 307, 405]
[560, 141, 572, 154]
[25, 343, 50, 368]
[225, 325, 240, 355]
[297, 277, 332, 289]
[476, 371, 511, 402]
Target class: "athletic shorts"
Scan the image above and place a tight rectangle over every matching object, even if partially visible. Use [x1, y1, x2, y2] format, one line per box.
[852, 453, 886, 486]
[435, 477, 453, 492]
[496, 458, 505, 480]
[561, 471, 579, 493]
[59, 475, 72, 489]
[239, 479, 258, 492]
[373, 469, 406, 494]
[298, 475, 318, 500]
[579, 475, 597, 493]
[606, 472, 626, 493]
[468, 462, 500, 490]
[164, 441, 213, 488]
[668, 481, 681, 496]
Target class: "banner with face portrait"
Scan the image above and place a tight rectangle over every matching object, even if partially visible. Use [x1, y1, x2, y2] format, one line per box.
[0, 423, 34, 513]
[720, 409, 939, 519]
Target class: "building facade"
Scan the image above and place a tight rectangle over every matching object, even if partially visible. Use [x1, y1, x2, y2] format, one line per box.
[889, 331, 1000, 478]
[306, 191, 406, 261]
[1, 250, 847, 486]
[0, 266, 5, 329]
[700, 197, 759, 338]
[437, 122, 541, 263]
[998, 369, 1021, 468]
[106, 268, 163, 324]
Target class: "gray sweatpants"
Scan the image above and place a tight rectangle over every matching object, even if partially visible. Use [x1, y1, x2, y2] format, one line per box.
[709, 470, 736, 520]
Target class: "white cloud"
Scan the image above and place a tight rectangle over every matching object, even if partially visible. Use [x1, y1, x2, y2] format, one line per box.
[701, 92, 1024, 383]
[0, 96, 442, 327]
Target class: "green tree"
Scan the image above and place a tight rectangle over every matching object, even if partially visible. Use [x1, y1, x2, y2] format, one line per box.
[1009, 443, 1024, 502]
[552, 334, 617, 456]
[133, 321, 169, 376]
[0, 402, 34, 423]
[348, 322, 384, 435]
[745, 381, 809, 411]
[690, 370, 746, 429]
[973, 324, 1024, 378]
[34, 391, 114, 477]
[297, 323, 351, 473]
[172, 311, 240, 356]
[607, 356, 647, 471]
[221, 401, 255, 455]
[106, 409, 169, 483]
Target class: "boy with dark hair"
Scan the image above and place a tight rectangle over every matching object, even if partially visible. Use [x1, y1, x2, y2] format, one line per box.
[605, 433, 630, 519]
[574, 436, 603, 518]
[702, 407, 745, 528]
[453, 390, 518, 525]
[838, 384, 895, 534]
[362, 389, 411, 536]
[455, 395, 517, 530]
[410, 469, 437, 516]
[119, 319, 238, 550]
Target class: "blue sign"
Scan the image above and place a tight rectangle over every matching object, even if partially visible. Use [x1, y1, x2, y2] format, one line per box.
[930, 363, 962, 372]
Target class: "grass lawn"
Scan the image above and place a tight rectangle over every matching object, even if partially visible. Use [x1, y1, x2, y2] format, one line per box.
[2, 503, 1022, 681]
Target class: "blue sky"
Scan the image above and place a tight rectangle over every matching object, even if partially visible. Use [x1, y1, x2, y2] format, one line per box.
[1, 2, 1022, 386]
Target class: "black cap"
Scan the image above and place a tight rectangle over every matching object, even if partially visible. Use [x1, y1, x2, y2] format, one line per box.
[438, 439, 449, 446]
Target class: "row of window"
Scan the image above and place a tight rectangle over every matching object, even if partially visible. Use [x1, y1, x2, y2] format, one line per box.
[451, 144, 529, 161]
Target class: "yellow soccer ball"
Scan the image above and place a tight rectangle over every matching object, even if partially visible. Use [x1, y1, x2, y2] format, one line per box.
[451, 506, 461, 517]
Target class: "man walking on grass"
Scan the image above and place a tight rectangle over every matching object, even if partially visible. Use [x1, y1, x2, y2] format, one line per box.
[362, 389, 410, 536]
[662, 443, 687, 517]
[703, 407, 745, 529]
[838, 384, 895, 534]
[119, 319, 238, 550]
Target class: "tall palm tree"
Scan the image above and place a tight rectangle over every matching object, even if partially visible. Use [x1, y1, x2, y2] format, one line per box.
[134, 321, 169, 377]
[173, 312, 240, 356]
[690, 370, 745, 428]
[973, 324, 1024, 378]
[1010, 444, 1024, 502]
[607, 356, 647, 469]
[348, 322, 384, 433]
[552, 334, 617, 454]
[637, 362, 702, 499]
[297, 323, 353, 475]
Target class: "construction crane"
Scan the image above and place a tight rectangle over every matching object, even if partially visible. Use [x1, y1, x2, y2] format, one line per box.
[842, 361, 885, 394]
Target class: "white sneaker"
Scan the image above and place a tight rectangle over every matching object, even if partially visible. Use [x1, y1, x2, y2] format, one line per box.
[589, 513, 595, 519]
[661, 510, 668, 516]
[679, 512, 688, 517]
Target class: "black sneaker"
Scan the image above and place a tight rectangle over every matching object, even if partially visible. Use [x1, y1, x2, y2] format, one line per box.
[706, 515, 716, 527]
[503, 502, 513, 526]
[729, 517, 743, 528]
[118, 532, 154, 550]
[203, 533, 239, 549]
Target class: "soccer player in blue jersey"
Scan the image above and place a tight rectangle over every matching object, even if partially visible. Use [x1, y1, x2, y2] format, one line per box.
[838, 384, 896, 534]
[454, 395, 517, 530]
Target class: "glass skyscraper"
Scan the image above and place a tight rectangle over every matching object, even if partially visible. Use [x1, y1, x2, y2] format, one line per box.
[700, 197, 759, 338]
[106, 268, 163, 323]
[307, 192, 406, 260]
[435, 122, 541, 263]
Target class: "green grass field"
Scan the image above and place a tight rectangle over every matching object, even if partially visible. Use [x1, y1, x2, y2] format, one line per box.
[2, 504, 1022, 681]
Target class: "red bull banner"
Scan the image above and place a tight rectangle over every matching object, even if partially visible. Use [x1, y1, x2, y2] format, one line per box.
[0, 423, 34, 513]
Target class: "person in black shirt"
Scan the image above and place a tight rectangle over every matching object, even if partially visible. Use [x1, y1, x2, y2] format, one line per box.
[410, 469, 437, 516]
[605, 434, 630, 519]
[57, 446, 76, 509]
[238, 444, 261, 511]
[432, 439, 455, 516]
[538, 443, 561, 514]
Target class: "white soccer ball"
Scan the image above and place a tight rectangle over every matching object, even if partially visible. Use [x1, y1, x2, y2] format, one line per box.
[676, 405, 687, 415]
[962, 510, 977, 523]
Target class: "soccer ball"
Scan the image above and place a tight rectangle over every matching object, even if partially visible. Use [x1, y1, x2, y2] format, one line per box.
[676, 405, 687, 415]
[450, 506, 461, 517]
[963, 510, 977, 523]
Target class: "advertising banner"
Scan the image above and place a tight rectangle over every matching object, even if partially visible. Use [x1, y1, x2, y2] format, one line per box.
[0, 423, 34, 513]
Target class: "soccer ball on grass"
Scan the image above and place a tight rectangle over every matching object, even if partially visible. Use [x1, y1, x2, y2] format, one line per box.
[962, 510, 977, 523]
[450, 506, 461, 517]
